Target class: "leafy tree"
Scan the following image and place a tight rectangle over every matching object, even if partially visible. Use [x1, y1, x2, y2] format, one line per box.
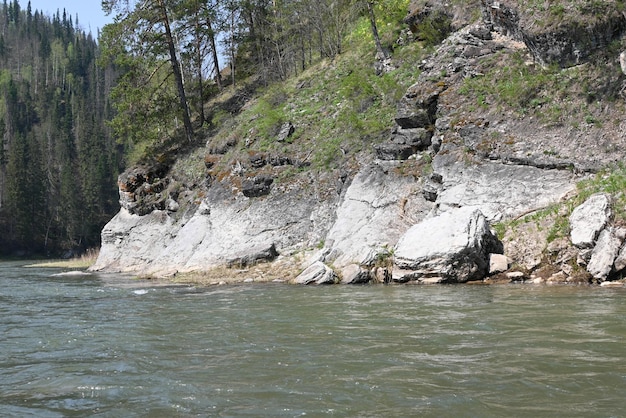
[174, 0, 224, 125]
[102, 0, 194, 142]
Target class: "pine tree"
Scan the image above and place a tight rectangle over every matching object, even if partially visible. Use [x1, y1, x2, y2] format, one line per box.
[0, 2, 121, 255]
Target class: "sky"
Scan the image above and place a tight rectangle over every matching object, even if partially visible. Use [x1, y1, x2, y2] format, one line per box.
[20, 0, 113, 35]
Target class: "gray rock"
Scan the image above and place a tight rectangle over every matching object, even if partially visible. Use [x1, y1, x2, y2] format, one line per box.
[613, 244, 626, 273]
[277, 122, 295, 142]
[393, 207, 502, 283]
[374, 143, 415, 160]
[340, 264, 371, 284]
[226, 243, 279, 268]
[295, 261, 338, 285]
[621, 51, 626, 75]
[569, 193, 612, 248]
[489, 253, 509, 274]
[506, 271, 526, 280]
[391, 127, 432, 148]
[91, 170, 338, 277]
[242, 175, 274, 198]
[394, 106, 432, 129]
[422, 182, 439, 202]
[249, 153, 267, 168]
[587, 228, 623, 280]
[483, 0, 626, 68]
[166, 198, 179, 212]
[323, 162, 433, 269]
[469, 24, 492, 41]
[433, 155, 575, 221]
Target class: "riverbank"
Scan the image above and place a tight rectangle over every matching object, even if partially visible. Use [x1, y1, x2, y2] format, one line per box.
[89, 1, 626, 287]
[24, 249, 100, 270]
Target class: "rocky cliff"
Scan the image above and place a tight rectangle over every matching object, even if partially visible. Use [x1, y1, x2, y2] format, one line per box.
[91, 0, 626, 285]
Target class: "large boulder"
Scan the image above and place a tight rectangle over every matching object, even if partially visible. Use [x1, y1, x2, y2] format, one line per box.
[569, 193, 612, 248]
[393, 207, 502, 283]
[294, 261, 338, 285]
[340, 264, 372, 284]
[587, 228, 624, 280]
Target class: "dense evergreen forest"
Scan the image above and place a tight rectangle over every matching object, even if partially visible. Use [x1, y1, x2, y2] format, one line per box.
[0, 1, 121, 257]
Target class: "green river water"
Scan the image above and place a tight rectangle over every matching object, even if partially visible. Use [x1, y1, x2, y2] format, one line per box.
[1, 261, 625, 417]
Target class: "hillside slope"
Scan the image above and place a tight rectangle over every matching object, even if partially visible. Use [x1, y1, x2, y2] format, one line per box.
[91, 0, 626, 285]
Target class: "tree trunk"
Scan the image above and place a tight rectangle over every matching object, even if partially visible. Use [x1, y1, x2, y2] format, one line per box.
[207, 18, 222, 91]
[193, 4, 205, 126]
[230, 8, 236, 87]
[157, 0, 193, 142]
[367, 1, 388, 60]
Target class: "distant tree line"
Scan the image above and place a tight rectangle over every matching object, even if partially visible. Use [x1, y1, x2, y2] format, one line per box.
[0, 0, 122, 256]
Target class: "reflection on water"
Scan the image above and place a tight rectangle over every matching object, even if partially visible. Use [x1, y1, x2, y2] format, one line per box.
[1, 261, 625, 417]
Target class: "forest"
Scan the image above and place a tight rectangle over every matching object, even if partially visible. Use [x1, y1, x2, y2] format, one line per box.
[99, 0, 404, 159]
[0, 0, 407, 256]
[0, 0, 121, 257]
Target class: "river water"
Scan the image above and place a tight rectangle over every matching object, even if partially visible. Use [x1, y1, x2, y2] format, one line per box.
[1, 261, 626, 417]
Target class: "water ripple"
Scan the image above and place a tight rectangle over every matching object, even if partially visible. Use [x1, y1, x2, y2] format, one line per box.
[0, 263, 625, 416]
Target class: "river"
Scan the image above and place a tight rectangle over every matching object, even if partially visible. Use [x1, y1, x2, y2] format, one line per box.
[1, 261, 625, 417]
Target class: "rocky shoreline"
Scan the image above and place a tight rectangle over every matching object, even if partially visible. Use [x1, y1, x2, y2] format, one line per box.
[90, 0, 626, 287]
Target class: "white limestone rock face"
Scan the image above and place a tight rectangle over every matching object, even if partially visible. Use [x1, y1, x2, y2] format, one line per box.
[323, 162, 432, 268]
[93, 149, 578, 281]
[393, 207, 502, 283]
[91, 179, 338, 276]
[433, 157, 576, 222]
[90, 208, 175, 274]
[569, 193, 612, 248]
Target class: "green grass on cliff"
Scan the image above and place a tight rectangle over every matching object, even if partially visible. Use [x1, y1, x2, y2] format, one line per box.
[459, 42, 625, 127]
[513, 0, 626, 29]
[494, 164, 626, 246]
[204, 1, 437, 172]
